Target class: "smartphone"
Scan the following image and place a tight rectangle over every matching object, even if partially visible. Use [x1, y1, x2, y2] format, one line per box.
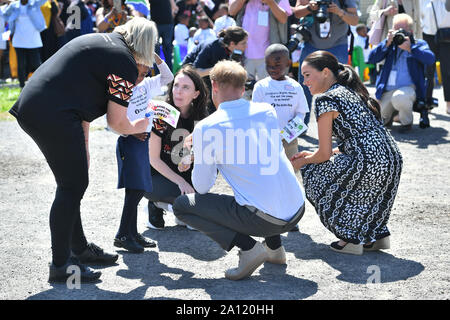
[113, 0, 122, 11]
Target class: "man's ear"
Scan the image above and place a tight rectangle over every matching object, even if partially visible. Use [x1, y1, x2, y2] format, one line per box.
[211, 79, 219, 93]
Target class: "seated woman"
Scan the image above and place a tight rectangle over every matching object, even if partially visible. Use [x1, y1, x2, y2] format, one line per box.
[291, 51, 403, 255]
[144, 65, 208, 230]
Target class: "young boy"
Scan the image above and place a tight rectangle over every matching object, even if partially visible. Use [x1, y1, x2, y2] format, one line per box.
[174, 13, 190, 48]
[252, 44, 309, 162]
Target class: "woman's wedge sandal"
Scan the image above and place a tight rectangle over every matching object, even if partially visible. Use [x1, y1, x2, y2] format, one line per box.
[330, 241, 363, 255]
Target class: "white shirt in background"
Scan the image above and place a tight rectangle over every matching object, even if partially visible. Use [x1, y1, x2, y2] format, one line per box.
[174, 23, 189, 47]
[354, 34, 371, 63]
[421, 0, 450, 35]
[213, 15, 236, 35]
[187, 37, 197, 53]
[12, 4, 42, 49]
[192, 28, 217, 46]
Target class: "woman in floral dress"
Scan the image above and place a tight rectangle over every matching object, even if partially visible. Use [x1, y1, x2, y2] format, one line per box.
[291, 51, 403, 255]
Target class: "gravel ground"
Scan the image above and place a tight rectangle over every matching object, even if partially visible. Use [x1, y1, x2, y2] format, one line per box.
[0, 86, 449, 301]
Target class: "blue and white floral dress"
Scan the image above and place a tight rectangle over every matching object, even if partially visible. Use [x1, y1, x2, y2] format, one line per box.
[301, 83, 403, 244]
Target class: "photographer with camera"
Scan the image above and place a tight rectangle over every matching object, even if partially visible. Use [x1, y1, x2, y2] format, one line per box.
[368, 13, 435, 132]
[292, 0, 358, 125]
[182, 26, 248, 114]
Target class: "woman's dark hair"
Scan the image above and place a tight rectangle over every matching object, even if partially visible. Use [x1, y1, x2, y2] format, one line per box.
[218, 26, 248, 46]
[304, 50, 381, 120]
[166, 65, 209, 121]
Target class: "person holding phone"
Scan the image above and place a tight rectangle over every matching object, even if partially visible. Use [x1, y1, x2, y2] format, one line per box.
[96, 0, 129, 33]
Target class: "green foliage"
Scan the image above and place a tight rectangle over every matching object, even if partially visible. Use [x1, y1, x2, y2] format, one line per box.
[0, 86, 20, 119]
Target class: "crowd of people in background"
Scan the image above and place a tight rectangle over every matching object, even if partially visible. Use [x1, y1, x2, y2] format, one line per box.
[0, 0, 449, 115]
[3, 0, 450, 283]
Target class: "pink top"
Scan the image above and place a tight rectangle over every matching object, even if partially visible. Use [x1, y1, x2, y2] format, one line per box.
[230, 0, 292, 59]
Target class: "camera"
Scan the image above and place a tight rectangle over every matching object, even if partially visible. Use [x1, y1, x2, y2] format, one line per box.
[230, 49, 244, 63]
[286, 17, 313, 53]
[315, 0, 332, 24]
[414, 97, 439, 111]
[287, 24, 312, 53]
[413, 97, 439, 114]
[426, 97, 439, 110]
[392, 28, 413, 46]
[245, 79, 256, 91]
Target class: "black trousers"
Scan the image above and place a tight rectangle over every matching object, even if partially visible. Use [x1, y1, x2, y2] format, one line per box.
[16, 115, 89, 267]
[14, 48, 41, 88]
[423, 33, 450, 102]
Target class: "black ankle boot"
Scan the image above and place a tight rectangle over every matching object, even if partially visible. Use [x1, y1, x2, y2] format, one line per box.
[114, 236, 144, 253]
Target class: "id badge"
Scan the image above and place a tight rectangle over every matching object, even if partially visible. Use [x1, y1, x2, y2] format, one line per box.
[258, 10, 269, 27]
[319, 21, 331, 39]
[388, 70, 397, 87]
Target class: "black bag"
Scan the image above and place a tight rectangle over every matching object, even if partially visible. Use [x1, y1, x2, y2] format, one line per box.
[431, 2, 450, 44]
[435, 28, 450, 44]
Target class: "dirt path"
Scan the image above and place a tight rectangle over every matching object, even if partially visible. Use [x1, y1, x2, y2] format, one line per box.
[0, 87, 449, 300]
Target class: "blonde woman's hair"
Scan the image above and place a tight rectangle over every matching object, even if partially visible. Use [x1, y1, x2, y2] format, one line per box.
[210, 60, 247, 89]
[114, 17, 158, 67]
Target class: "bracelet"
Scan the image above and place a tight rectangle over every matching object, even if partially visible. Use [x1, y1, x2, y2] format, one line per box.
[339, 10, 345, 18]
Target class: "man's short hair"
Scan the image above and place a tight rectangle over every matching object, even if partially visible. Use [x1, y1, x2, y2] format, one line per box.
[264, 43, 290, 59]
[356, 23, 367, 32]
[210, 60, 247, 89]
[393, 13, 414, 30]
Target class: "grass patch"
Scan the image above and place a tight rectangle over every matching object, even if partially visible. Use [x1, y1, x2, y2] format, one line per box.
[0, 86, 20, 119]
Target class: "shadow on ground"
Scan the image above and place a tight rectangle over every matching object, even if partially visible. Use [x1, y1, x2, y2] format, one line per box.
[27, 247, 318, 300]
[285, 232, 425, 284]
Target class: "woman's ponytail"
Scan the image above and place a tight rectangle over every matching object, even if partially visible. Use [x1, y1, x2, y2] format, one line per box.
[336, 63, 381, 121]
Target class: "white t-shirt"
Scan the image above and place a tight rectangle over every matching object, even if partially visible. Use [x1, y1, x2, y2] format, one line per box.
[213, 15, 236, 35]
[192, 28, 217, 45]
[354, 35, 371, 63]
[421, 0, 450, 35]
[0, 12, 6, 50]
[12, 5, 43, 49]
[252, 76, 309, 129]
[126, 62, 173, 132]
[174, 23, 189, 47]
[187, 37, 197, 53]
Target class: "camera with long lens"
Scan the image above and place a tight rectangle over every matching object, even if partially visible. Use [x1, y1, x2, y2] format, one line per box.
[314, 0, 332, 23]
[392, 28, 414, 46]
[286, 17, 313, 53]
[413, 97, 439, 112]
[287, 24, 312, 53]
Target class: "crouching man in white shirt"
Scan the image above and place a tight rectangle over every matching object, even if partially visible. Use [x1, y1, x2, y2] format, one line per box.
[172, 60, 306, 281]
